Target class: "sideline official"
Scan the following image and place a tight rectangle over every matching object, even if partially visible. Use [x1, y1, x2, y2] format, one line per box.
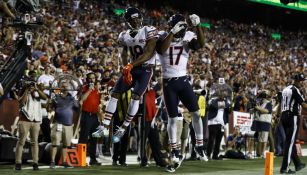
[280, 73, 307, 174]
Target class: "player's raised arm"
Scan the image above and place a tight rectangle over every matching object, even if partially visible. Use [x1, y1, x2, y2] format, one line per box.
[156, 15, 187, 54]
[188, 14, 205, 50]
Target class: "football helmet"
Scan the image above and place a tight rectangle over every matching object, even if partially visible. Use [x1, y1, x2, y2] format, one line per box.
[168, 14, 187, 39]
[124, 7, 143, 30]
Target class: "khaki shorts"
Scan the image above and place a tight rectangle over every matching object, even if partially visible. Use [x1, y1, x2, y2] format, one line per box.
[258, 131, 269, 143]
[51, 122, 73, 147]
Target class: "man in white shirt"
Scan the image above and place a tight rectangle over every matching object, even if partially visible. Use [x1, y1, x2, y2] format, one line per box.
[207, 91, 231, 160]
[37, 65, 54, 142]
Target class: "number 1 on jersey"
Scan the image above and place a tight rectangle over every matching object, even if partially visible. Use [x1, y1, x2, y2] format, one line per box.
[169, 46, 183, 65]
[129, 45, 143, 60]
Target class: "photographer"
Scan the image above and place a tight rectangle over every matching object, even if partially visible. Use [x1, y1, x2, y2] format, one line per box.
[251, 90, 272, 158]
[14, 81, 47, 171]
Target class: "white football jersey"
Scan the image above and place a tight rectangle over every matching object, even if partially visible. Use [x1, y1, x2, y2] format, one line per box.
[118, 26, 157, 65]
[158, 31, 196, 78]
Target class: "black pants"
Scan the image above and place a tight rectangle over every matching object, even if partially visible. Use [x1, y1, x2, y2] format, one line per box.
[207, 124, 224, 159]
[140, 121, 165, 165]
[189, 123, 197, 158]
[40, 117, 51, 142]
[280, 112, 302, 171]
[78, 112, 99, 160]
[112, 113, 130, 164]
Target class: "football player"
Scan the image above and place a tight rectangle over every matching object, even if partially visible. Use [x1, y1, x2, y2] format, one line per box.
[156, 14, 207, 172]
[92, 7, 157, 143]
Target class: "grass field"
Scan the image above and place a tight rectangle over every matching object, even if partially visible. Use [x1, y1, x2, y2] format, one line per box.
[0, 156, 306, 175]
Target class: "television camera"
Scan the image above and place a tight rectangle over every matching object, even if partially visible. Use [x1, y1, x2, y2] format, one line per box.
[0, 0, 43, 102]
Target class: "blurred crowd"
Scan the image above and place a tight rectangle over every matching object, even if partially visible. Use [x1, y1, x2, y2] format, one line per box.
[0, 0, 306, 168]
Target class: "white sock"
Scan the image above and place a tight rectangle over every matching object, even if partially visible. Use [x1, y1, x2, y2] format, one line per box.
[191, 111, 203, 146]
[123, 99, 139, 127]
[167, 117, 177, 148]
[103, 97, 118, 126]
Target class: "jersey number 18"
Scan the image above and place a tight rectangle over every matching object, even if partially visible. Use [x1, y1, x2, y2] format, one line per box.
[129, 45, 143, 60]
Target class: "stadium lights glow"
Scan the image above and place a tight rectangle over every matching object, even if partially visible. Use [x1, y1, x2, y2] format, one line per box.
[114, 8, 125, 16]
[200, 23, 211, 29]
[249, 0, 307, 12]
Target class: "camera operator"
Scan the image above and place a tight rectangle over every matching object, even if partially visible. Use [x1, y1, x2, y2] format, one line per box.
[252, 90, 272, 158]
[14, 81, 47, 171]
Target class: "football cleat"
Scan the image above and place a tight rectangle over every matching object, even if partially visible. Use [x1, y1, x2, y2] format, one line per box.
[92, 125, 109, 138]
[194, 146, 208, 161]
[165, 165, 175, 173]
[174, 154, 183, 169]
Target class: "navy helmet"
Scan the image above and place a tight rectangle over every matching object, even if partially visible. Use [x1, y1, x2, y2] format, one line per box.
[168, 14, 187, 38]
[124, 7, 143, 30]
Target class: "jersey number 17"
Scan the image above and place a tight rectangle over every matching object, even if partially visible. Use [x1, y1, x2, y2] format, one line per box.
[169, 46, 183, 65]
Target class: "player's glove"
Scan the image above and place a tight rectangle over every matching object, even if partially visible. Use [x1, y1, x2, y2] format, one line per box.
[170, 21, 187, 35]
[189, 14, 200, 27]
[122, 63, 133, 85]
[123, 63, 133, 76]
[123, 72, 133, 86]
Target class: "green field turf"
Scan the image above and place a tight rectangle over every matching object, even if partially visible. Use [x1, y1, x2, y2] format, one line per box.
[0, 156, 306, 175]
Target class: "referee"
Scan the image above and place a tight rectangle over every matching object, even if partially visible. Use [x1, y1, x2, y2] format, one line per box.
[280, 73, 307, 174]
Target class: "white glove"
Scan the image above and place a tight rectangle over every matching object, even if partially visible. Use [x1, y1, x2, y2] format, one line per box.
[170, 21, 187, 35]
[189, 14, 200, 26]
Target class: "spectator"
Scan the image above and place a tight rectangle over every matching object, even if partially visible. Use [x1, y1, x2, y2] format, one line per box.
[79, 72, 103, 165]
[37, 65, 55, 143]
[49, 81, 79, 168]
[207, 91, 231, 160]
[252, 90, 273, 158]
[112, 90, 131, 167]
[140, 87, 167, 167]
[272, 91, 285, 156]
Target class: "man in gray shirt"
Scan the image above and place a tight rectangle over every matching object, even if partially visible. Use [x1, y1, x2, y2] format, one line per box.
[49, 81, 79, 168]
